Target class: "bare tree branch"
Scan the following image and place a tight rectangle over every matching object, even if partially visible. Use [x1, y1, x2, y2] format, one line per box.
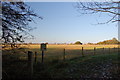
[76, 1, 120, 23]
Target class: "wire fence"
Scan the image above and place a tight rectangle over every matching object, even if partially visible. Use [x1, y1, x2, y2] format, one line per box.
[3, 45, 119, 79]
[26, 46, 119, 63]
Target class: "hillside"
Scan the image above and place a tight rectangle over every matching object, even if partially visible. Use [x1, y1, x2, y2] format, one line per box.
[97, 38, 120, 45]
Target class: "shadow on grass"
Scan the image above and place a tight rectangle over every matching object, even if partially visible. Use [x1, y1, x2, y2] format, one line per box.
[2, 47, 119, 79]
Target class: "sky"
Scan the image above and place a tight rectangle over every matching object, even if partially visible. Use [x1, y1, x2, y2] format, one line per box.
[24, 0, 119, 2]
[25, 2, 118, 44]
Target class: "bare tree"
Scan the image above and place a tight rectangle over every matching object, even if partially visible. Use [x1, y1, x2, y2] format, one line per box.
[1, 1, 42, 48]
[76, 1, 120, 24]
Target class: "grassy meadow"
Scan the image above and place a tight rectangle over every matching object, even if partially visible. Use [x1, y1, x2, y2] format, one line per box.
[15, 44, 118, 62]
[2, 44, 119, 79]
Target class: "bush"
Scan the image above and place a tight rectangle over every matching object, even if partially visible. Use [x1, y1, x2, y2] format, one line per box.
[74, 41, 82, 45]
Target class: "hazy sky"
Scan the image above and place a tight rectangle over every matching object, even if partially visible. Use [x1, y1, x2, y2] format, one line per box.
[25, 2, 118, 44]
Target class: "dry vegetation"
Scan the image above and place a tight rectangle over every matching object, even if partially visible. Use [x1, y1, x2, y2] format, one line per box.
[2, 44, 119, 62]
[21, 44, 118, 49]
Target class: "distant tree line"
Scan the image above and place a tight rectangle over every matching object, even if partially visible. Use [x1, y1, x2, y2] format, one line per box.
[97, 38, 119, 45]
[9, 38, 119, 45]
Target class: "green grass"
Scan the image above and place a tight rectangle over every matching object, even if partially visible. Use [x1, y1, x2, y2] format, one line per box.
[30, 52, 119, 79]
[3, 48, 119, 79]
[26, 47, 119, 62]
[14, 46, 118, 62]
[2, 44, 119, 79]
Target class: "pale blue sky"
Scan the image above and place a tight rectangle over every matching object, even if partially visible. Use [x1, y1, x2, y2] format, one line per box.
[25, 2, 118, 44]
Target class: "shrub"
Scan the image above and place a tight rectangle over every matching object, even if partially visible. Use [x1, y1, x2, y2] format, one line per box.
[74, 41, 82, 45]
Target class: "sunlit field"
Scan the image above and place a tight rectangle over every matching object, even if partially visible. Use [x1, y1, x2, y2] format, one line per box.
[2, 44, 119, 79]
[3, 44, 119, 62]
[21, 44, 118, 49]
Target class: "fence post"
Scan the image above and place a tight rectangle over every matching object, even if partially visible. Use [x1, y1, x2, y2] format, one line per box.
[114, 47, 115, 52]
[35, 52, 37, 63]
[118, 46, 120, 54]
[109, 47, 110, 54]
[63, 48, 65, 61]
[94, 47, 96, 55]
[41, 50, 44, 63]
[118, 46, 120, 53]
[103, 47, 104, 54]
[28, 51, 33, 79]
[82, 47, 84, 57]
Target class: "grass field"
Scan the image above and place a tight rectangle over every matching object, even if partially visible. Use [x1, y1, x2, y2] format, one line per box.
[4, 44, 118, 62]
[2, 44, 119, 79]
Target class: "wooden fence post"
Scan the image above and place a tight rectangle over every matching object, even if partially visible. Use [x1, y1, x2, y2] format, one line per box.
[41, 50, 44, 63]
[28, 51, 33, 79]
[34, 52, 37, 63]
[109, 47, 110, 54]
[94, 47, 96, 55]
[63, 48, 65, 61]
[82, 47, 84, 57]
[103, 47, 104, 54]
[114, 47, 115, 52]
[118, 46, 119, 53]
